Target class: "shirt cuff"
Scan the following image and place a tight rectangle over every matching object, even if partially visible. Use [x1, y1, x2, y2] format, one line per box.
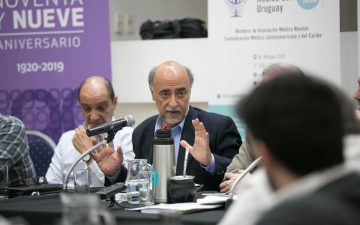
[87, 160, 105, 186]
[106, 168, 122, 184]
[201, 154, 215, 174]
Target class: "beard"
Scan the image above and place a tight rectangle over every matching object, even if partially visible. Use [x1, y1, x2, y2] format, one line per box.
[163, 107, 183, 126]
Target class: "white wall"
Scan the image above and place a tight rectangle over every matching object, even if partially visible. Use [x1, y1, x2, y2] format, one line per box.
[340, 32, 358, 98]
[109, 0, 208, 41]
[110, 0, 359, 127]
[110, 0, 209, 127]
[111, 38, 208, 103]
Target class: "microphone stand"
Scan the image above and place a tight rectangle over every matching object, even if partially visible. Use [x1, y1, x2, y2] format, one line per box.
[226, 157, 262, 206]
[62, 131, 116, 191]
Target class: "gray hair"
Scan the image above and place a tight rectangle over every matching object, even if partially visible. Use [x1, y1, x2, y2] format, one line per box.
[148, 65, 194, 90]
[262, 63, 303, 77]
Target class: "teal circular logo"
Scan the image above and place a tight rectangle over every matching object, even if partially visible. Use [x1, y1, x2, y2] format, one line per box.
[297, 0, 319, 10]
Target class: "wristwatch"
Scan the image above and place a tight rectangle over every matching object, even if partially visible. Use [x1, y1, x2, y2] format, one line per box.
[82, 154, 91, 162]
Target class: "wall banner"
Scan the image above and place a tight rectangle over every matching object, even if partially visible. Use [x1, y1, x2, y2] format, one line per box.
[0, 0, 111, 142]
[208, 0, 340, 138]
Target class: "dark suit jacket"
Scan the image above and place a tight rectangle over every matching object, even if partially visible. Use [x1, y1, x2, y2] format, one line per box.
[256, 172, 360, 225]
[132, 106, 242, 191]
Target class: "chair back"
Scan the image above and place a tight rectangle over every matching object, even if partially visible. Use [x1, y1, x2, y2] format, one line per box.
[26, 130, 56, 177]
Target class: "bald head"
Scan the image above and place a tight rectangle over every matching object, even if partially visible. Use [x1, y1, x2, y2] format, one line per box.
[261, 63, 303, 83]
[77, 76, 117, 128]
[148, 61, 194, 90]
[78, 76, 115, 101]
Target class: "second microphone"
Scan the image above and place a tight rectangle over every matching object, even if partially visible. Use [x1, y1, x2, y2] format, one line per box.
[86, 115, 135, 137]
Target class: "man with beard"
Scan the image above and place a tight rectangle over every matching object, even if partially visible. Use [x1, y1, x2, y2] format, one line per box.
[132, 61, 242, 191]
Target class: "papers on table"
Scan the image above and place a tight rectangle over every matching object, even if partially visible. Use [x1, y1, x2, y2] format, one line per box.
[196, 195, 228, 205]
[127, 202, 223, 214]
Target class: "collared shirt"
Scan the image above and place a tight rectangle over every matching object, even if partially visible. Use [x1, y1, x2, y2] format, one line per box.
[220, 134, 360, 225]
[0, 114, 36, 186]
[220, 165, 352, 225]
[154, 116, 215, 173]
[219, 169, 273, 225]
[273, 164, 351, 206]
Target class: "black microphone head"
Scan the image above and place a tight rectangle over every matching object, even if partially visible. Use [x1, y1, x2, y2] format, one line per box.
[86, 122, 109, 137]
[124, 115, 135, 127]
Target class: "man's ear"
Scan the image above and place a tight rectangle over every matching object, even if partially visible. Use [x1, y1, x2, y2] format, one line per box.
[113, 96, 118, 105]
[150, 88, 155, 101]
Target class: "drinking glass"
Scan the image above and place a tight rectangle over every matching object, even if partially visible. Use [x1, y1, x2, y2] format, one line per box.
[74, 168, 90, 193]
[61, 193, 114, 225]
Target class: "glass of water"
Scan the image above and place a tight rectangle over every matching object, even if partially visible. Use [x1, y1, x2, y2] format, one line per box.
[74, 168, 90, 193]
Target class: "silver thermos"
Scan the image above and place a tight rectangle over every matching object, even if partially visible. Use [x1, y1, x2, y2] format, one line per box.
[152, 129, 175, 203]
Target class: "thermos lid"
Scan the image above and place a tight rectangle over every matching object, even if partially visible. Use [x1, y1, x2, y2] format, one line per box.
[153, 129, 174, 144]
[155, 129, 171, 138]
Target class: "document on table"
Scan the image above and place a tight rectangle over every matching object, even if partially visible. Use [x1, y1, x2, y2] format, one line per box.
[196, 195, 228, 204]
[126, 202, 223, 214]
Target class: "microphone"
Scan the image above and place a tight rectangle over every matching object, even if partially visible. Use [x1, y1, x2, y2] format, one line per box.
[225, 157, 262, 209]
[229, 156, 262, 195]
[86, 115, 135, 137]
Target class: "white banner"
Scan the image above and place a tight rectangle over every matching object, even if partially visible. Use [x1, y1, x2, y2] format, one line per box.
[208, 0, 340, 137]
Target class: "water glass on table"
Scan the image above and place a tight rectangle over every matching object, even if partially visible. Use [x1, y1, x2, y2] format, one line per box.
[74, 168, 90, 193]
[61, 193, 114, 225]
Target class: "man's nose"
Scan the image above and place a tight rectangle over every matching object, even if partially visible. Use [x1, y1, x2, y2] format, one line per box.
[88, 110, 100, 122]
[168, 95, 178, 108]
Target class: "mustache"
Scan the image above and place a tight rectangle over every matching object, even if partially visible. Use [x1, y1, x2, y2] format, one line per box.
[165, 107, 181, 113]
[84, 121, 106, 129]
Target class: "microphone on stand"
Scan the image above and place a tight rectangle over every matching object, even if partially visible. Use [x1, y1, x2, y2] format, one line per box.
[63, 115, 136, 191]
[86, 115, 135, 137]
[226, 157, 262, 208]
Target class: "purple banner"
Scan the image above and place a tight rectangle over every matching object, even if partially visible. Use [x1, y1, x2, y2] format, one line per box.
[0, 0, 111, 143]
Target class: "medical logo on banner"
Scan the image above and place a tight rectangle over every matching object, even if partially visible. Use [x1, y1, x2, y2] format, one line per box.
[224, 0, 248, 17]
[297, 0, 319, 10]
[0, 0, 111, 143]
[224, 0, 320, 18]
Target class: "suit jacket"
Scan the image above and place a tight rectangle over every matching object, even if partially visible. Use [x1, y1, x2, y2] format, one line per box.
[132, 106, 242, 191]
[226, 133, 257, 173]
[256, 173, 360, 225]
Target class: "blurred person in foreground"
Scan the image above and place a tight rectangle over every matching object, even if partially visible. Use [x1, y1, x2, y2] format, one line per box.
[220, 63, 303, 194]
[46, 76, 134, 187]
[222, 74, 360, 225]
[353, 77, 360, 124]
[0, 114, 36, 186]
